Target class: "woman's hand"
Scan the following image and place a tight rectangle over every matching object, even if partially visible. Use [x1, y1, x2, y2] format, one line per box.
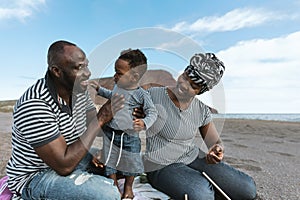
[133, 107, 145, 119]
[206, 144, 224, 164]
[97, 93, 124, 127]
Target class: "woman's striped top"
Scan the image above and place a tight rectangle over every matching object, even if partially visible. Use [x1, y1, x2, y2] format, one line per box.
[144, 87, 212, 171]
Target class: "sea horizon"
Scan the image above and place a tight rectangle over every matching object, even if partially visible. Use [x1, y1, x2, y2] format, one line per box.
[213, 113, 300, 122]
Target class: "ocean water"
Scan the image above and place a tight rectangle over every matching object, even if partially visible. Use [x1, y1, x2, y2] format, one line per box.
[212, 113, 300, 122]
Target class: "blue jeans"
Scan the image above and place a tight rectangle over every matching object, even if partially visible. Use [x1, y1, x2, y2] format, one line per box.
[21, 151, 120, 200]
[146, 156, 257, 200]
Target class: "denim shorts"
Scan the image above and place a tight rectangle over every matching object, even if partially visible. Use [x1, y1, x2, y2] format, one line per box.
[103, 128, 143, 176]
[104, 131, 141, 153]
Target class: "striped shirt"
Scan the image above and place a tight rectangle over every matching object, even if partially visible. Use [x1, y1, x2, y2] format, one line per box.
[144, 87, 212, 168]
[6, 72, 95, 197]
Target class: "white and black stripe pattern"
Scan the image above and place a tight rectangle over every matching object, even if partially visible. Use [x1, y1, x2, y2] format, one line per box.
[185, 53, 225, 94]
[144, 87, 212, 171]
[6, 75, 95, 197]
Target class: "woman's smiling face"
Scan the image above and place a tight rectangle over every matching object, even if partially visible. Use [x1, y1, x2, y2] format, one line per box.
[175, 72, 202, 99]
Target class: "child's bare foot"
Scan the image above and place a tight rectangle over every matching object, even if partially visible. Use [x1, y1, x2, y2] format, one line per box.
[122, 187, 134, 200]
[122, 176, 134, 199]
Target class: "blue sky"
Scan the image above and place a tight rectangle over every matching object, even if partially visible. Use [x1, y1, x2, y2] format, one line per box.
[1, 0, 300, 113]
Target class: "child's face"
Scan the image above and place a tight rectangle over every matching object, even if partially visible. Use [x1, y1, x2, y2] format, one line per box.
[114, 59, 134, 89]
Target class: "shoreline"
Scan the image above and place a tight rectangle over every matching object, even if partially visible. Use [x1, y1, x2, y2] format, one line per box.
[212, 113, 300, 123]
[1, 112, 300, 199]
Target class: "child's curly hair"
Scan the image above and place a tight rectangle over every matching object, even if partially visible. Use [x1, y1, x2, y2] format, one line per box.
[119, 49, 147, 79]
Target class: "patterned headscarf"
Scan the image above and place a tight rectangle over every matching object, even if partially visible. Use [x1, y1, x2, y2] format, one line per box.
[184, 53, 225, 94]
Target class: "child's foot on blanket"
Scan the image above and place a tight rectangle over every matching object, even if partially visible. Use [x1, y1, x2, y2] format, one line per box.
[122, 192, 134, 200]
[122, 186, 134, 200]
[122, 175, 134, 199]
[122, 195, 134, 200]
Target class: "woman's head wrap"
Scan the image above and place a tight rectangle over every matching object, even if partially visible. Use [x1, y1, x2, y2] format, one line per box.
[184, 53, 225, 94]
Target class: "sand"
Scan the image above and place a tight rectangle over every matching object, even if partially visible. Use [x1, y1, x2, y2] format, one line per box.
[1, 112, 300, 200]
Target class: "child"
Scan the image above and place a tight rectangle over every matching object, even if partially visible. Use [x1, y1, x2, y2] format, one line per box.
[93, 49, 157, 199]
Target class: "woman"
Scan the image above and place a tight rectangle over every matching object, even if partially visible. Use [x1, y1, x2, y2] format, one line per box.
[134, 53, 257, 200]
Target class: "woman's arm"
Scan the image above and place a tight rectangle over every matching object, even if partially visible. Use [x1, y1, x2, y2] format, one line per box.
[199, 122, 224, 164]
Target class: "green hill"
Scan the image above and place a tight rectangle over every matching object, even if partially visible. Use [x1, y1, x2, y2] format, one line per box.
[0, 100, 16, 113]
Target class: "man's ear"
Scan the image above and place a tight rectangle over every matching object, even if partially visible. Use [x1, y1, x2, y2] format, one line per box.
[49, 66, 61, 78]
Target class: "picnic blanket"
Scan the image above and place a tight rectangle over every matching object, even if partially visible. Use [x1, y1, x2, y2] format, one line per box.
[118, 176, 170, 200]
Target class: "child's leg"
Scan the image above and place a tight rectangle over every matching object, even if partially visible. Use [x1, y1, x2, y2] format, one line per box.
[108, 173, 122, 195]
[119, 133, 141, 199]
[122, 175, 135, 199]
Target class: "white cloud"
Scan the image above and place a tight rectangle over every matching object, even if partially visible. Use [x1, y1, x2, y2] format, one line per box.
[0, 0, 45, 22]
[217, 31, 300, 113]
[171, 8, 291, 34]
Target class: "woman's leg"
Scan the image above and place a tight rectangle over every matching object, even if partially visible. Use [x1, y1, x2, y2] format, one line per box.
[147, 163, 214, 200]
[188, 157, 257, 200]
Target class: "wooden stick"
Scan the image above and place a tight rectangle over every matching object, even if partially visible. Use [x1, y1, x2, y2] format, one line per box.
[184, 193, 188, 200]
[202, 172, 231, 200]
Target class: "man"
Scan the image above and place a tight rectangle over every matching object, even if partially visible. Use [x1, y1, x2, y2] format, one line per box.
[6, 40, 122, 199]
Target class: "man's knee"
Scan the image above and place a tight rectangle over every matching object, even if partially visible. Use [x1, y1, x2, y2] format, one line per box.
[84, 178, 120, 199]
[74, 173, 120, 199]
[95, 188, 120, 200]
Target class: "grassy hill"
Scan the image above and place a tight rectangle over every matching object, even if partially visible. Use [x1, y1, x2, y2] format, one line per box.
[0, 100, 16, 113]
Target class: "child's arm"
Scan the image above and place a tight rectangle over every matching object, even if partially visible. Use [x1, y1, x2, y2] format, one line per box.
[98, 87, 113, 99]
[133, 92, 157, 131]
[133, 119, 145, 132]
[89, 80, 113, 99]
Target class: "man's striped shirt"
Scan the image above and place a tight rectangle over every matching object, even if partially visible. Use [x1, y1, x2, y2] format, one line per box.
[6, 73, 95, 197]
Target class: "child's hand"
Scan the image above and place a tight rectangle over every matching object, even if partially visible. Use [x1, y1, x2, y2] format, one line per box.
[133, 119, 145, 132]
[89, 80, 100, 91]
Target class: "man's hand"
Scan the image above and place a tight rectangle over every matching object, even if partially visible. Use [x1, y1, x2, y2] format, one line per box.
[91, 151, 104, 168]
[206, 144, 224, 164]
[133, 119, 145, 132]
[97, 93, 124, 127]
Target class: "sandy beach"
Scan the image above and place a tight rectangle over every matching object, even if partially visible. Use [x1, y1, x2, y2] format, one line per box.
[1, 112, 300, 200]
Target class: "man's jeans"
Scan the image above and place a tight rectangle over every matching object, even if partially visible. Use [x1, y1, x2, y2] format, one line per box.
[21, 151, 120, 200]
[147, 156, 257, 200]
